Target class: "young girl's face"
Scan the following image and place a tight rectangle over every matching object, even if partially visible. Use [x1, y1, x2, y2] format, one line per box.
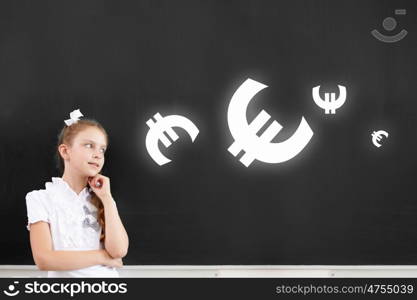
[63, 126, 107, 177]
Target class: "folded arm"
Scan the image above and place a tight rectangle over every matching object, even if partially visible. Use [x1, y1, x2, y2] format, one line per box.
[29, 221, 113, 271]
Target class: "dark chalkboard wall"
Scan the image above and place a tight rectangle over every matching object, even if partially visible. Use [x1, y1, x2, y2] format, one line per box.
[1, 0, 416, 265]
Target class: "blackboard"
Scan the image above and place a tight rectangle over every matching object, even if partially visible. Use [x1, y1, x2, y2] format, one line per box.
[1, 0, 417, 265]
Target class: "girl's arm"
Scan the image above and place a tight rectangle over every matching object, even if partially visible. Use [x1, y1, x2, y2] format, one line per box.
[101, 195, 129, 258]
[29, 221, 121, 271]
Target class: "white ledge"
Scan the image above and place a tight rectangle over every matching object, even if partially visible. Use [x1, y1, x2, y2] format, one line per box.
[2, 265, 417, 278]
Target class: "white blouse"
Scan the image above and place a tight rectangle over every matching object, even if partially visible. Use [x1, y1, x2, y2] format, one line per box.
[25, 177, 119, 277]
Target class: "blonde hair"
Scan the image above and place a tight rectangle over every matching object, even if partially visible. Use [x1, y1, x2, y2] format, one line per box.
[55, 118, 108, 242]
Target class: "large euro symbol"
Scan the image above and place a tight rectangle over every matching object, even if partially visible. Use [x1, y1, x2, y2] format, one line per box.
[227, 78, 314, 167]
[146, 113, 199, 166]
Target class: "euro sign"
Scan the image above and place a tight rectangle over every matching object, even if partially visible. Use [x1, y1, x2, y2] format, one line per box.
[227, 78, 314, 167]
[145, 113, 199, 166]
[371, 130, 389, 148]
[312, 85, 346, 114]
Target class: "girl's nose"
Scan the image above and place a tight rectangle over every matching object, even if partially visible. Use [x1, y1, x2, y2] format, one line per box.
[94, 152, 102, 159]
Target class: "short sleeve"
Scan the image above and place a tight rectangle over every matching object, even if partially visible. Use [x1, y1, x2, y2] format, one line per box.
[25, 191, 50, 231]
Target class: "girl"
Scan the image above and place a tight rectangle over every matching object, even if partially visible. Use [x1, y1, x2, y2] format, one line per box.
[25, 109, 129, 277]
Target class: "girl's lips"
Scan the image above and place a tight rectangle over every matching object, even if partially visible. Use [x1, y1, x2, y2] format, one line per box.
[88, 162, 100, 168]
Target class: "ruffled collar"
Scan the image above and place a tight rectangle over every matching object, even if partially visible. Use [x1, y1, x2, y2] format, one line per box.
[46, 177, 91, 199]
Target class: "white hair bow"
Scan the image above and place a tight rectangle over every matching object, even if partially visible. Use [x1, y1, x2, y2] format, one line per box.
[64, 109, 84, 126]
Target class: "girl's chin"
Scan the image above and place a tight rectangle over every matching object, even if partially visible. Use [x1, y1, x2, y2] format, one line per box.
[85, 169, 99, 176]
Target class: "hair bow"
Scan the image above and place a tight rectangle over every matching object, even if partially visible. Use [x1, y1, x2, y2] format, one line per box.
[64, 109, 84, 126]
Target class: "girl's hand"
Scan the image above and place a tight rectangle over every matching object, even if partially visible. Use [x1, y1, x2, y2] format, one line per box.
[105, 257, 123, 269]
[88, 174, 112, 201]
[101, 250, 123, 268]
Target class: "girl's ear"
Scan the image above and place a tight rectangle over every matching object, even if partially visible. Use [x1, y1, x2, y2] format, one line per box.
[58, 144, 70, 160]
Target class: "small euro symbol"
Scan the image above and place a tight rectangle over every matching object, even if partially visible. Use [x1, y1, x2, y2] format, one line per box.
[312, 85, 347, 114]
[371, 130, 389, 148]
[145, 113, 199, 166]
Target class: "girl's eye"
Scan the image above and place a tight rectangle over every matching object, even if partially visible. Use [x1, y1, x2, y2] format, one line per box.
[85, 143, 105, 153]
